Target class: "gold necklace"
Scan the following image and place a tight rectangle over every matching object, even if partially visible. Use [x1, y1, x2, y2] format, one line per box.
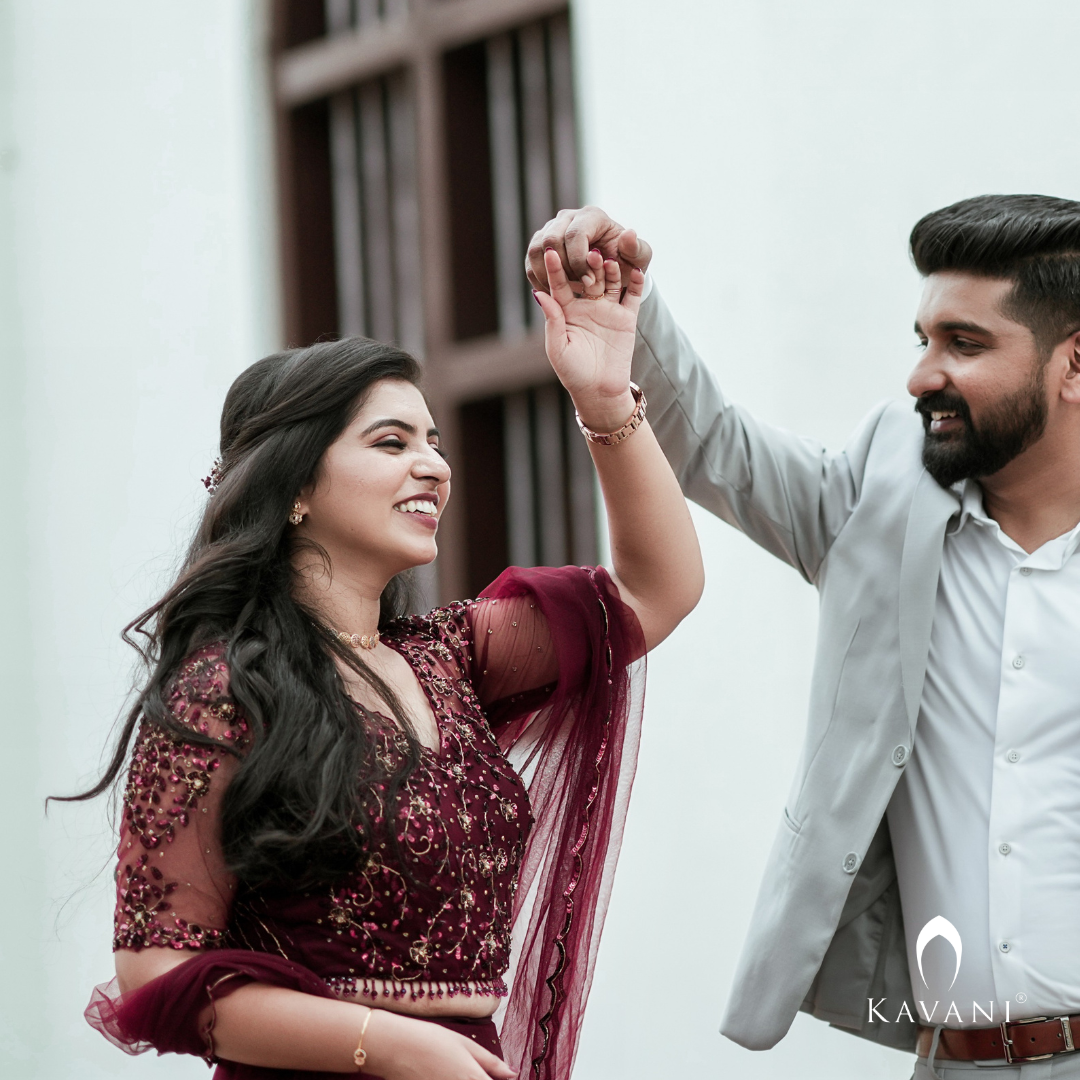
[328, 626, 380, 650]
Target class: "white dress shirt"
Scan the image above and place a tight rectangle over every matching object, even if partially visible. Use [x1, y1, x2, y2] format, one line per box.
[887, 481, 1080, 1026]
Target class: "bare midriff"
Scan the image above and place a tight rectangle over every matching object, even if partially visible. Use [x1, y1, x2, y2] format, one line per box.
[336, 978, 502, 1018]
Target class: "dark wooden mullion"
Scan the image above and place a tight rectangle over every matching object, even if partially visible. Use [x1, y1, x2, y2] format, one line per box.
[326, 0, 353, 34]
[565, 391, 598, 565]
[444, 42, 499, 342]
[518, 20, 554, 332]
[412, 39, 466, 601]
[388, 70, 425, 359]
[486, 33, 526, 340]
[329, 89, 367, 336]
[502, 390, 536, 569]
[548, 11, 578, 208]
[533, 382, 568, 565]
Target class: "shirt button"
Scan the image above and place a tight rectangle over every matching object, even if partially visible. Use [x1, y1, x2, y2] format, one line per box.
[999, 842, 1011, 855]
[1007, 750, 1021, 763]
[842, 853, 859, 874]
[892, 745, 909, 766]
[1020, 567, 1033, 576]
[1012, 656, 1025, 669]
[1000, 941, 1012, 953]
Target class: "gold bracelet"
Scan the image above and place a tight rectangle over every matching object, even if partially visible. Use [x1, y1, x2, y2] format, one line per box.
[353, 1007, 373, 1070]
[575, 383, 647, 446]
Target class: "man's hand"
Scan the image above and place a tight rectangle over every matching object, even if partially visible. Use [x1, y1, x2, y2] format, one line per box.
[526, 206, 652, 293]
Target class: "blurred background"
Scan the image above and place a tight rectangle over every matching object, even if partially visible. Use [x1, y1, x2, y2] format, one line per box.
[3, 1, 1080, 1076]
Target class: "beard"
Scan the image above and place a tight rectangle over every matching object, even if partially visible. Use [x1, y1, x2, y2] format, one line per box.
[916, 373, 1048, 489]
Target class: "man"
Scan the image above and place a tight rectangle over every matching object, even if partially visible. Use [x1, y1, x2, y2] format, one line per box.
[528, 195, 1080, 1078]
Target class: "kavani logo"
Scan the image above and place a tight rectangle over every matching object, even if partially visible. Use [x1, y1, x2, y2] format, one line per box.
[868, 915, 1015, 1025]
[916, 915, 962, 991]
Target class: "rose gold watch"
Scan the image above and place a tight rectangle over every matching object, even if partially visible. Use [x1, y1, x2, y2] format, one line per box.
[575, 383, 647, 446]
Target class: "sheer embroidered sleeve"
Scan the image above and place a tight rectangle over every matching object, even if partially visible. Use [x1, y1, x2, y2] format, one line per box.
[113, 645, 248, 952]
[466, 589, 560, 714]
[464, 564, 645, 724]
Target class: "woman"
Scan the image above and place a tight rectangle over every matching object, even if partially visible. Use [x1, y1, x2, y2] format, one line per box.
[73, 250, 703, 1078]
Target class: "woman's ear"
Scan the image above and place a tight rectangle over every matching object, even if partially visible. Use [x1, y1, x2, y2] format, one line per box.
[295, 478, 317, 516]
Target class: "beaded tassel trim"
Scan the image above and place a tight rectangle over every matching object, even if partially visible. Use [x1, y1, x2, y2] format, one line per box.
[327, 976, 508, 1002]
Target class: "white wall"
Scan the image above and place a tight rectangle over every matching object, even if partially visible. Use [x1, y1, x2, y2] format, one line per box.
[572, 2, 1080, 1078]
[0, 2, 278, 1076]
[6, 1, 1080, 1078]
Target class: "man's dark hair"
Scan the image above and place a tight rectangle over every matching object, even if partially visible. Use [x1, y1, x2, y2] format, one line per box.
[910, 194, 1080, 356]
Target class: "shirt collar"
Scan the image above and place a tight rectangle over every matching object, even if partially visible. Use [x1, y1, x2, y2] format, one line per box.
[951, 479, 1080, 569]
[952, 479, 987, 535]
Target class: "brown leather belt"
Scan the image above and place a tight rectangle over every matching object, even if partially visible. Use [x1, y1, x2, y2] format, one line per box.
[918, 1016, 1080, 1064]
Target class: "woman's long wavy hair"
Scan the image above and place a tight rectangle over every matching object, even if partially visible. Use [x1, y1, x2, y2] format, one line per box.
[57, 337, 428, 888]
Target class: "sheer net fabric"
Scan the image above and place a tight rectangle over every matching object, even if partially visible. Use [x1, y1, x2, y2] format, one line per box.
[468, 591, 558, 708]
[89, 566, 645, 1080]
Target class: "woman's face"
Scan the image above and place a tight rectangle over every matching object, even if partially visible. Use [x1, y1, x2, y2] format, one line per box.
[296, 379, 451, 579]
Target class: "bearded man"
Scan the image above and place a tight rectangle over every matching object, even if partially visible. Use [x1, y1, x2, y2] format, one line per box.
[529, 195, 1080, 1079]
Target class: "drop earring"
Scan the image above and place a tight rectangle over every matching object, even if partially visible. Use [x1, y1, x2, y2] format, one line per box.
[289, 500, 304, 526]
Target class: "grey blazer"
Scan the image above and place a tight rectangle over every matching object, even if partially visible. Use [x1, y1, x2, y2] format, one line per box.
[631, 286, 964, 1053]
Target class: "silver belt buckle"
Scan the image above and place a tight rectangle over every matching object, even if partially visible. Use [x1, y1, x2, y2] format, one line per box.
[1000, 1015, 1075, 1064]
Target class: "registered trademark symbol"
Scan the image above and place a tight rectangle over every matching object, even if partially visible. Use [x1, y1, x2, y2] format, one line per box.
[1015, 992, 1028, 1003]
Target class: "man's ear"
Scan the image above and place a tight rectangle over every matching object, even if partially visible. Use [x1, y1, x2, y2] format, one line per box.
[1063, 331, 1080, 404]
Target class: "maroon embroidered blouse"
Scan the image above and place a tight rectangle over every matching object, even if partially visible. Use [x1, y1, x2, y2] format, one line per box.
[114, 593, 564, 996]
[98, 566, 646, 1080]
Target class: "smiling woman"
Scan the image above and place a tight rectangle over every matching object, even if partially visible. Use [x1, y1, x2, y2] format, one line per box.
[60, 255, 703, 1080]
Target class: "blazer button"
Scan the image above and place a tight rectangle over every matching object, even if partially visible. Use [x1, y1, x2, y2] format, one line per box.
[843, 852, 859, 874]
[892, 745, 908, 766]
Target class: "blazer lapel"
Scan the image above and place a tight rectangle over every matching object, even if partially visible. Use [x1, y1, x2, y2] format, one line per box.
[898, 469, 960, 732]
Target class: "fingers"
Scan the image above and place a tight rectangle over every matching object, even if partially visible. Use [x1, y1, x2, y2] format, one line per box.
[466, 1040, 516, 1079]
[543, 248, 576, 306]
[525, 206, 624, 291]
[526, 208, 576, 292]
[563, 216, 601, 282]
[565, 207, 624, 279]
[580, 249, 606, 299]
[619, 266, 646, 317]
[603, 256, 622, 300]
[533, 287, 567, 365]
[617, 228, 653, 271]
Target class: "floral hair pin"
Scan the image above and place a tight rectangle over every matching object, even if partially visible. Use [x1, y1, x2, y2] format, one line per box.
[202, 458, 223, 495]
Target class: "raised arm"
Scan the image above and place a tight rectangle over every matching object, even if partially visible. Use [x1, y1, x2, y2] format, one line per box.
[534, 249, 703, 650]
[529, 207, 880, 584]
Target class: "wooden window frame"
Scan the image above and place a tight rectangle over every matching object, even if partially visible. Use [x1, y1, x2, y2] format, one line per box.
[271, 0, 575, 603]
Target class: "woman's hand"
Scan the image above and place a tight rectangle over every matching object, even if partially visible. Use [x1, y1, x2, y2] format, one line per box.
[364, 1009, 515, 1080]
[534, 247, 646, 434]
[533, 247, 703, 653]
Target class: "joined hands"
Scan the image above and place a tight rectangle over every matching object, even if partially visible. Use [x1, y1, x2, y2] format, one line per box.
[533, 247, 645, 433]
[525, 205, 652, 295]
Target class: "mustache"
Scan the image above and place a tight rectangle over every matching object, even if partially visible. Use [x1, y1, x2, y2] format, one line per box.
[914, 391, 972, 428]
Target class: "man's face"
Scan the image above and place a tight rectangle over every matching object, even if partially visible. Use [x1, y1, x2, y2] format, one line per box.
[908, 271, 1048, 488]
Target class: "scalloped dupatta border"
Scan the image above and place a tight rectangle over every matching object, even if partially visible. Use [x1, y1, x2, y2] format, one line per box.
[482, 566, 645, 1080]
